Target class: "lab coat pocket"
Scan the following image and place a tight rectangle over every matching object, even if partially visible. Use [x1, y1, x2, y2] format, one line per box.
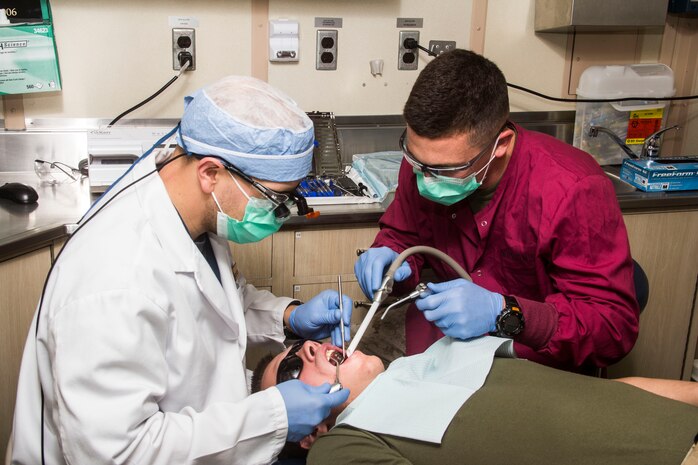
[219, 320, 240, 341]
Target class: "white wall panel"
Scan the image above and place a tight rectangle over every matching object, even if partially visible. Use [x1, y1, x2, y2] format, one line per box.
[268, 0, 472, 116]
[6, 0, 669, 120]
[21, 0, 252, 119]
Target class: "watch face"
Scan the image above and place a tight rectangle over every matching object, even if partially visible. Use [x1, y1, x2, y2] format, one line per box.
[498, 310, 524, 336]
[501, 313, 521, 332]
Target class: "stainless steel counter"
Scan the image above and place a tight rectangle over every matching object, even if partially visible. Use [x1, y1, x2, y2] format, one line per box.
[2, 167, 698, 263]
[0, 172, 90, 260]
[2, 113, 698, 262]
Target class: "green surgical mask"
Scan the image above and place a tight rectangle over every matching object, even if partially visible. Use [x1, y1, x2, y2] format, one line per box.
[415, 134, 500, 206]
[212, 174, 286, 244]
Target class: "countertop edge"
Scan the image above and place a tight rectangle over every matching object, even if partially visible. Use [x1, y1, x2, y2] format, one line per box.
[0, 223, 76, 262]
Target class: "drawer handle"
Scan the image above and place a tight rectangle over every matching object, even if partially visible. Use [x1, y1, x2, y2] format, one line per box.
[356, 248, 367, 256]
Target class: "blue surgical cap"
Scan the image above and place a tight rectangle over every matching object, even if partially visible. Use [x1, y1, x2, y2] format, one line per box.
[177, 76, 314, 182]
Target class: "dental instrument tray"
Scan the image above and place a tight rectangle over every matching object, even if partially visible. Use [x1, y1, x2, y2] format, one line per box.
[619, 156, 698, 192]
[299, 112, 379, 205]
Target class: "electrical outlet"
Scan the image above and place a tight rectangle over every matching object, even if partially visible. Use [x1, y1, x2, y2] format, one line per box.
[429, 40, 456, 56]
[398, 30, 419, 70]
[316, 29, 338, 71]
[172, 28, 196, 71]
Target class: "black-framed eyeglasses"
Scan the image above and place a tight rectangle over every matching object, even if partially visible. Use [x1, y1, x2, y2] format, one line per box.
[399, 124, 507, 177]
[276, 339, 311, 384]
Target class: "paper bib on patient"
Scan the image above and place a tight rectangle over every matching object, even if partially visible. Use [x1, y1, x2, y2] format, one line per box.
[336, 336, 514, 444]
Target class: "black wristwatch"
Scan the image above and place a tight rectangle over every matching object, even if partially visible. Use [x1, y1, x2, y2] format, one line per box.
[495, 295, 525, 338]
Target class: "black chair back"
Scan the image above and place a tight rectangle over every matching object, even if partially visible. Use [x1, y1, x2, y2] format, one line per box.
[632, 259, 649, 314]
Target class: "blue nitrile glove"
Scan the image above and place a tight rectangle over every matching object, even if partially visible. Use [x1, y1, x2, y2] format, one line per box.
[276, 380, 351, 442]
[354, 246, 412, 300]
[415, 279, 504, 340]
[290, 290, 353, 346]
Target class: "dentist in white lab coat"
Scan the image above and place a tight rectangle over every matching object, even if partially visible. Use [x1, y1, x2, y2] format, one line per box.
[11, 76, 351, 465]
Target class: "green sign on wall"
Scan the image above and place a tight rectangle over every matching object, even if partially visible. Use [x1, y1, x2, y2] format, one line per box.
[0, 0, 61, 95]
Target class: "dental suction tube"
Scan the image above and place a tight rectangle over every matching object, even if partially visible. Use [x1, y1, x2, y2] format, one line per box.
[346, 246, 471, 356]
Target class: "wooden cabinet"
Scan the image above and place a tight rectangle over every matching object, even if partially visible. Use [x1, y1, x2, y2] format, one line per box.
[229, 235, 273, 290]
[291, 227, 378, 278]
[274, 225, 378, 324]
[607, 210, 698, 380]
[229, 224, 379, 326]
[0, 244, 54, 461]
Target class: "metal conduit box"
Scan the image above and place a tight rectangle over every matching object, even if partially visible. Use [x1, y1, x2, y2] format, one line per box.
[535, 0, 669, 33]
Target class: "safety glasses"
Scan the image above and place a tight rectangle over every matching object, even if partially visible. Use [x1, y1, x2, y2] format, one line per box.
[34, 159, 82, 185]
[399, 124, 506, 177]
[276, 339, 309, 384]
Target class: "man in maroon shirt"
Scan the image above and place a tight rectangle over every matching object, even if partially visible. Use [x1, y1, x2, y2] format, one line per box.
[354, 49, 639, 372]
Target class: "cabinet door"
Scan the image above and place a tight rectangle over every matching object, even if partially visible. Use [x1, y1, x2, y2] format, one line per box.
[229, 236, 273, 288]
[0, 247, 52, 460]
[607, 210, 698, 380]
[293, 227, 379, 278]
[52, 238, 67, 260]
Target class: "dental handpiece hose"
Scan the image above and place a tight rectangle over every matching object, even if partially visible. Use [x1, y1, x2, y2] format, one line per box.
[346, 245, 471, 356]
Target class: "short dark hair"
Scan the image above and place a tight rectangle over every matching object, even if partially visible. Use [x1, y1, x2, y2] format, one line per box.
[403, 49, 509, 146]
[251, 353, 275, 393]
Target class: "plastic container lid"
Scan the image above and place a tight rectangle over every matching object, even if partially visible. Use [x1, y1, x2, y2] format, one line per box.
[576, 64, 675, 99]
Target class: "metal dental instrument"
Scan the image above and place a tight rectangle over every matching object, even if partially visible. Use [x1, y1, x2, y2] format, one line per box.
[346, 246, 472, 356]
[329, 366, 342, 393]
[380, 282, 429, 320]
[338, 275, 346, 357]
[329, 275, 345, 394]
[329, 358, 342, 393]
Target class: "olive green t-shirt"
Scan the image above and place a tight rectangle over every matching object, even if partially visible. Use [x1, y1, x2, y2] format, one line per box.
[309, 358, 698, 465]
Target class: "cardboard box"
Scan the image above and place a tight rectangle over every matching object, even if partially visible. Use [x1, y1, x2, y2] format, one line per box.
[0, 0, 61, 95]
[620, 157, 698, 192]
[0, 23, 61, 94]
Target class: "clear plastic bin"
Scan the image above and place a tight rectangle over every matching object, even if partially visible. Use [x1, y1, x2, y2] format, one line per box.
[572, 64, 675, 166]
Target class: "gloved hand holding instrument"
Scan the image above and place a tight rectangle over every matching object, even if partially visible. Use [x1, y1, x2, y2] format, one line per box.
[350, 245, 484, 355]
[415, 278, 503, 340]
[354, 246, 412, 300]
[289, 290, 352, 347]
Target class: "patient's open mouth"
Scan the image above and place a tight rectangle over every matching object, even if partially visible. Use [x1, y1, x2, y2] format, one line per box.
[327, 348, 344, 366]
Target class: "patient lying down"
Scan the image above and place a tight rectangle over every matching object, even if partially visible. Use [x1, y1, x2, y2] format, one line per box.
[253, 338, 698, 465]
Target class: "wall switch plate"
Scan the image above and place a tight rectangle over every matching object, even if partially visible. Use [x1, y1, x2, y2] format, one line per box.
[429, 40, 456, 56]
[172, 28, 195, 71]
[398, 30, 419, 70]
[316, 29, 338, 70]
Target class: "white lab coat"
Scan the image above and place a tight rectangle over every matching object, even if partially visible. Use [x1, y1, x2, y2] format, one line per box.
[11, 154, 294, 465]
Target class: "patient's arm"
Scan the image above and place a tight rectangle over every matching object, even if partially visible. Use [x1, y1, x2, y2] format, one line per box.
[615, 377, 698, 407]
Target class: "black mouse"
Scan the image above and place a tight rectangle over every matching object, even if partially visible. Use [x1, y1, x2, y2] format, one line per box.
[0, 182, 39, 204]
